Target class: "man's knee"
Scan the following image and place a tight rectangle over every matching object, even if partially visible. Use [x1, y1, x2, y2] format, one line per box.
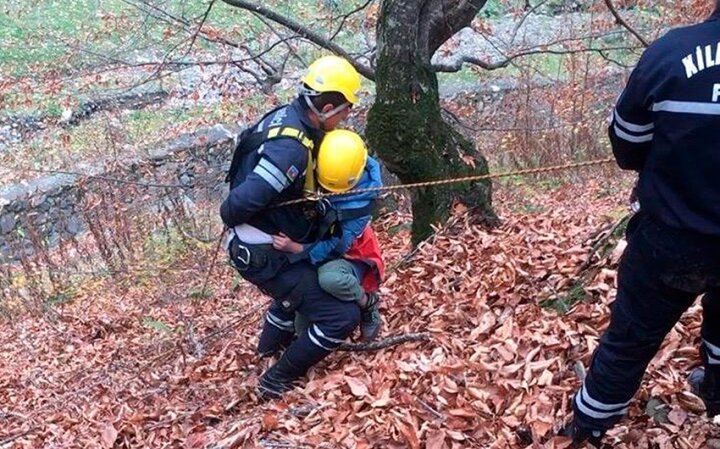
[319, 301, 361, 339]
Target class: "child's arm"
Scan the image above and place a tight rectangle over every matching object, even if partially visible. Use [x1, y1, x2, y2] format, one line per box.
[305, 214, 371, 264]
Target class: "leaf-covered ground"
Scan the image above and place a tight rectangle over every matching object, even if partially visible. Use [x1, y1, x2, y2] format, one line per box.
[1, 178, 718, 449]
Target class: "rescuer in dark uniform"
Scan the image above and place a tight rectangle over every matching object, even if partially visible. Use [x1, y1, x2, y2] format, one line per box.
[564, 6, 720, 446]
[221, 55, 364, 399]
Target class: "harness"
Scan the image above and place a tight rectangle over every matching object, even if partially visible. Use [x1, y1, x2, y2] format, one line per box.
[314, 198, 377, 242]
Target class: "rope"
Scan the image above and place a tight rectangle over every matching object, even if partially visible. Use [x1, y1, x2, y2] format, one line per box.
[275, 157, 615, 207]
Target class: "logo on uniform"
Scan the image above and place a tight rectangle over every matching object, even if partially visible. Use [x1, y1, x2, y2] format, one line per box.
[286, 165, 299, 182]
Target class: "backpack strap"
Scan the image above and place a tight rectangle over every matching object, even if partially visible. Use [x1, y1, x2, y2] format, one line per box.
[314, 200, 377, 240]
[263, 126, 315, 194]
[225, 107, 317, 195]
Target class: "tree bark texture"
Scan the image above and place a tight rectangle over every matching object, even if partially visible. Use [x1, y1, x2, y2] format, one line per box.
[366, 0, 496, 244]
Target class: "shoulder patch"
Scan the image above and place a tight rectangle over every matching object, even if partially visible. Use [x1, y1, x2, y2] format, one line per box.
[286, 165, 299, 182]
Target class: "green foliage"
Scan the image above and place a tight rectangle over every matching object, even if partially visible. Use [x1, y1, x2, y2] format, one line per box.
[540, 284, 586, 314]
[387, 222, 412, 236]
[480, 0, 507, 18]
[143, 317, 174, 333]
[231, 275, 244, 290]
[188, 287, 214, 300]
[46, 101, 63, 118]
[44, 288, 76, 307]
[142, 228, 193, 269]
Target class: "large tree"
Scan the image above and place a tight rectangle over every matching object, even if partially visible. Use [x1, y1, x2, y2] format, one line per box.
[365, 0, 495, 242]
[220, 0, 496, 243]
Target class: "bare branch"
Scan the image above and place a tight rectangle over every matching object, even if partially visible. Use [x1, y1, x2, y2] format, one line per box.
[432, 45, 640, 72]
[252, 13, 306, 68]
[329, 0, 376, 42]
[427, 0, 488, 55]
[603, 0, 650, 48]
[220, 0, 375, 80]
[508, 0, 549, 45]
[338, 332, 431, 352]
[0, 428, 42, 447]
[183, 0, 217, 57]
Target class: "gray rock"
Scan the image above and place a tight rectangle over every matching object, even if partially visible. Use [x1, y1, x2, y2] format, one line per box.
[179, 174, 193, 186]
[0, 214, 16, 234]
[30, 194, 47, 208]
[66, 215, 83, 235]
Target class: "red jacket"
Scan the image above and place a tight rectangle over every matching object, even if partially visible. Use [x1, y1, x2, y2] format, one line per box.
[344, 225, 385, 293]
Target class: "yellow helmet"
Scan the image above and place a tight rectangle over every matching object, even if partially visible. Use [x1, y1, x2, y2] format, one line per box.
[301, 55, 361, 104]
[316, 130, 367, 192]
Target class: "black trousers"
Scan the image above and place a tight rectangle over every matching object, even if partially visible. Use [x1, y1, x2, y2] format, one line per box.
[573, 213, 720, 430]
[228, 237, 360, 374]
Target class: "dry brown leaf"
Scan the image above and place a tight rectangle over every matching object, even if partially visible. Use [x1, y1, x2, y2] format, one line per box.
[371, 388, 391, 408]
[345, 376, 369, 398]
[426, 429, 447, 449]
[398, 422, 421, 449]
[261, 412, 278, 431]
[101, 423, 118, 449]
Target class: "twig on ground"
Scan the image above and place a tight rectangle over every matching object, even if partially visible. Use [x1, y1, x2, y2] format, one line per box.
[338, 332, 431, 352]
[0, 428, 41, 448]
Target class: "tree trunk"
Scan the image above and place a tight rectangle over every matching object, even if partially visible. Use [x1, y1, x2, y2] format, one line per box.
[365, 0, 496, 244]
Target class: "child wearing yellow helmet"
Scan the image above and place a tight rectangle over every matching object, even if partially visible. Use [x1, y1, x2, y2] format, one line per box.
[272, 130, 385, 341]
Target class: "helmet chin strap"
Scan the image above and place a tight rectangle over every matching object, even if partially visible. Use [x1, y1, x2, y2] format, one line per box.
[303, 95, 350, 130]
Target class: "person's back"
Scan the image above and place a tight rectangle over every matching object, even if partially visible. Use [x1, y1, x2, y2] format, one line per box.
[610, 12, 720, 235]
[223, 100, 322, 244]
[566, 9, 720, 447]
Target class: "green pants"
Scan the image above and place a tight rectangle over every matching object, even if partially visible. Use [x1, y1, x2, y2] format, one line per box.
[318, 259, 364, 302]
[295, 259, 364, 334]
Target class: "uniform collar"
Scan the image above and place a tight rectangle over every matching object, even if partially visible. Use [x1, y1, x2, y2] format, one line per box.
[290, 99, 314, 129]
[290, 98, 322, 140]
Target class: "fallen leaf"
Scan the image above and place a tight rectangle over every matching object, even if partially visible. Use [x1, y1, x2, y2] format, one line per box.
[426, 429, 446, 449]
[371, 388, 391, 408]
[345, 376, 369, 397]
[262, 412, 279, 431]
[101, 423, 118, 449]
[667, 408, 687, 426]
[398, 422, 420, 449]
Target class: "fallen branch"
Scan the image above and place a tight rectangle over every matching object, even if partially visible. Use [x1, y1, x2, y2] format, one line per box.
[339, 332, 431, 352]
[0, 428, 41, 448]
[577, 213, 630, 274]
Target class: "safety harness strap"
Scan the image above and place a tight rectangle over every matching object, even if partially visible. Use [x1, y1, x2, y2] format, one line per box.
[314, 200, 377, 241]
[226, 120, 316, 194]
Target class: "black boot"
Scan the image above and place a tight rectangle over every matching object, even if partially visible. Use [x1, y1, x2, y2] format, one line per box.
[688, 367, 720, 417]
[257, 354, 306, 401]
[560, 421, 606, 448]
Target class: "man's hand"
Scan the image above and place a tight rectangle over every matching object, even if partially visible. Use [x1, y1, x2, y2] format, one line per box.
[272, 233, 304, 254]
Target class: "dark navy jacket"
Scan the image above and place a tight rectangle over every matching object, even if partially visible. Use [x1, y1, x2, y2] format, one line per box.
[610, 11, 720, 235]
[220, 99, 323, 243]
